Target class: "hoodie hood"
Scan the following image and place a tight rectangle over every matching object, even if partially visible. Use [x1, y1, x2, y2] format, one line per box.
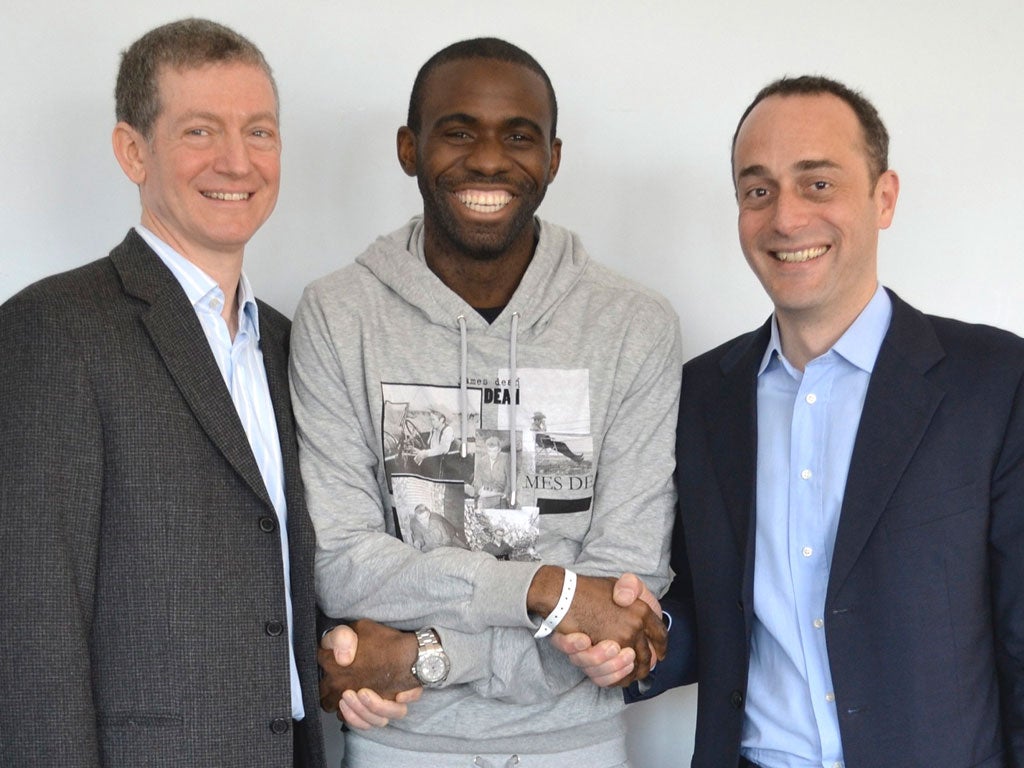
[355, 216, 590, 338]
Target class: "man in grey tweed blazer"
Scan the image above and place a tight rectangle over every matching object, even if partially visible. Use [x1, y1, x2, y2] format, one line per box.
[0, 19, 325, 768]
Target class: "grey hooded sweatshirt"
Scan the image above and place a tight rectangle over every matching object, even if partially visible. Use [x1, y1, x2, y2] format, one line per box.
[290, 217, 681, 760]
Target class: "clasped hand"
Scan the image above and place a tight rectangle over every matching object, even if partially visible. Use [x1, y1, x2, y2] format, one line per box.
[318, 619, 422, 729]
[549, 572, 664, 688]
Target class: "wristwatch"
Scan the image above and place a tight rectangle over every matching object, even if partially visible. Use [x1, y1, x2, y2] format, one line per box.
[411, 627, 450, 688]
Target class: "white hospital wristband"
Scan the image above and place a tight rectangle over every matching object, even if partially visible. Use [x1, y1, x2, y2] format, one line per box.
[534, 569, 577, 638]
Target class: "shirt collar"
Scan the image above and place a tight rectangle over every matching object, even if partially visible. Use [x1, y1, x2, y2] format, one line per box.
[758, 284, 892, 376]
[135, 225, 260, 341]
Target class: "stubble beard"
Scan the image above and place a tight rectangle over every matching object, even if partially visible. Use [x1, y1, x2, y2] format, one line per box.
[418, 173, 546, 261]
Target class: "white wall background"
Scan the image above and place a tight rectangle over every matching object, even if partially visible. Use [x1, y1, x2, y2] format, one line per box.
[4, 1, 1021, 765]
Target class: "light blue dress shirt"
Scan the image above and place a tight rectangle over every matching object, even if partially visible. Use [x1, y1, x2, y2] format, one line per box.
[137, 226, 304, 720]
[742, 286, 892, 768]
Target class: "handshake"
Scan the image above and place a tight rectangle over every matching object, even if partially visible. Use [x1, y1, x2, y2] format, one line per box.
[529, 567, 665, 687]
[318, 569, 661, 729]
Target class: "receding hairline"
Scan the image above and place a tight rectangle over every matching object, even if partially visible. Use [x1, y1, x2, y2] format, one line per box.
[731, 92, 877, 187]
[730, 75, 890, 186]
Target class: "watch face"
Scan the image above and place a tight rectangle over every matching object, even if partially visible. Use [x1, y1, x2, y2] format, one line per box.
[413, 628, 450, 686]
[418, 653, 448, 683]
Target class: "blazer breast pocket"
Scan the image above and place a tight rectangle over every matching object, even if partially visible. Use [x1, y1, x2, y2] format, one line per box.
[883, 481, 984, 536]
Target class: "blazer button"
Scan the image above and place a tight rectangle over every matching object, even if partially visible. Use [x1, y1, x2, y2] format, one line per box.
[269, 717, 290, 734]
[258, 516, 277, 533]
[730, 690, 744, 709]
[265, 620, 284, 637]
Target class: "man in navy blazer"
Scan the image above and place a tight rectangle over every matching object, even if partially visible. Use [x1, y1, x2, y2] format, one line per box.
[0, 20, 325, 767]
[556, 76, 1024, 767]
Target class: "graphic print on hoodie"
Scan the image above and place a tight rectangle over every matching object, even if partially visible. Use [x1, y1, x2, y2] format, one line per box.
[382, 366, 594, 560]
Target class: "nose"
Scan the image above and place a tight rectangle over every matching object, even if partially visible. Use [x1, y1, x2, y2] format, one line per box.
[771, 188, 810, 235]
[213, 132, 253, 176]
[464, 132, 510, 176]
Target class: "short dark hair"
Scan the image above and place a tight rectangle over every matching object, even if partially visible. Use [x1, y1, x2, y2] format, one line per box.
[732, 75, 889, 182]
[406, 37, 558, 140]
[115, 18, 276, 138]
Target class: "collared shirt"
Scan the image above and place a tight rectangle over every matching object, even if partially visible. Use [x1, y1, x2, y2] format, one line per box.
[742, 285, 892, 768]
[136, 226, 304, 720]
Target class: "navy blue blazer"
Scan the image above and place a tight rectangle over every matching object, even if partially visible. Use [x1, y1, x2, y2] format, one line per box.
[641, 291, 1024, 768]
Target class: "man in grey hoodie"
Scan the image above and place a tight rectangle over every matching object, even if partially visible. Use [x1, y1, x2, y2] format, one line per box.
[289, 38, 681, 767]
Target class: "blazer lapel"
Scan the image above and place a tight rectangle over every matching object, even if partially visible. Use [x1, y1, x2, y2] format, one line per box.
[827, 292, 946, 602]
[258, 307, 311, 543]
[257, 306, 295, 469]
[110, 231, 273, 510]
[707, 321, 770, 558]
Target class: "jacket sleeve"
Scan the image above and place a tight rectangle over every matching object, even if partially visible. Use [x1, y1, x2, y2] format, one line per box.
[623, 524, 700, 703]
[0, 291, 103, 767]
[992, 367, 1024, 764]
[290, 285, 680, 702]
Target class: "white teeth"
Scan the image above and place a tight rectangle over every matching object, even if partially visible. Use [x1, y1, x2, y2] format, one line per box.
[204, 191, 250, 201]
[774, 245, 828, 263]
[456, 190, 512, 212]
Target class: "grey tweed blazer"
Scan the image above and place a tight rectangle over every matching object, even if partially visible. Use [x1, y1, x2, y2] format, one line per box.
[0, 230, 325, 768]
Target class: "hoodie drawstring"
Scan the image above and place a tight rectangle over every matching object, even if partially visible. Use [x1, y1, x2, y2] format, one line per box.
[508, 312, 519, 507]
[457, 315, 469, 458]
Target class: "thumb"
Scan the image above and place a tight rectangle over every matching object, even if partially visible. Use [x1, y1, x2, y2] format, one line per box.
[324, 625, 358, 666]
[612, 572, 643, 607]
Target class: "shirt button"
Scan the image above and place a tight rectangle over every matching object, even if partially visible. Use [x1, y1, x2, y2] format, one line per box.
[826, 692, 836, 702]
[802, 546, 813, 557]
[800, 469, 813, 480]
[813, 618, 824, 629]
[210, 298, 221, 310]
[805, 393, 817, 404]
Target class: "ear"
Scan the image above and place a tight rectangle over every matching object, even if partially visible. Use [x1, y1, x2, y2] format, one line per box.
[547, 137, 562, 183]
[874, 169, 899, 230]
[396, 126, 417, 177]
[112, 121, 148, 185]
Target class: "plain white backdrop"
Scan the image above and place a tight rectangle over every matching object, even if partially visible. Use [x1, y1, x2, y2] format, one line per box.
[3, 1, 1021, 765]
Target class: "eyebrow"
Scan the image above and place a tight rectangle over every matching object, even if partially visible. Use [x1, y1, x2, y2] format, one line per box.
[736, 158, 842, 181]
[175, 110, 279, 126]
[433, 112, 547, 138]
[793, 158, 841, 172]
[736, 163, 770, 182]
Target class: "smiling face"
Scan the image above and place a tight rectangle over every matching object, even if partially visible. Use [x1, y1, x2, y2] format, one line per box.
[398, 57, 561, 262]
[114, 62, 280, 267]
[733, 93, 898, 337]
